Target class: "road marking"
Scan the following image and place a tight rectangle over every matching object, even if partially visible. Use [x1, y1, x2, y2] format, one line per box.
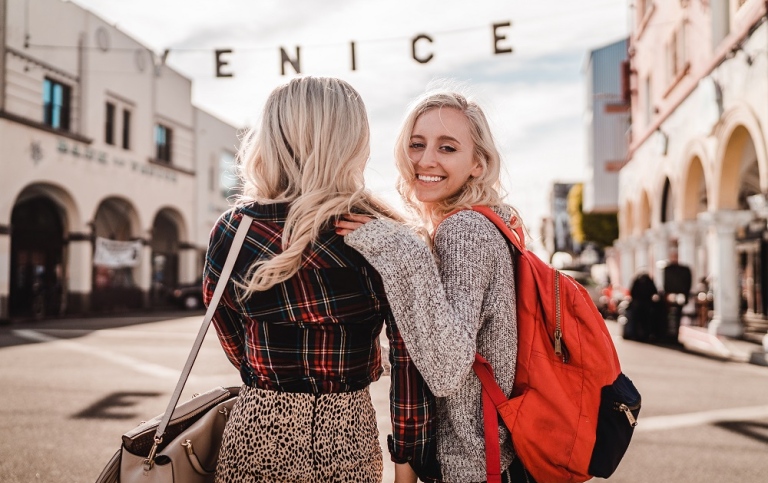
[13, 329, 185, 381]
[30, 328, 202, 340]
[637, 405, 768, 432]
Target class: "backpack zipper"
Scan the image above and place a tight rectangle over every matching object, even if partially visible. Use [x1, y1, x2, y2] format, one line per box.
[615, 401, 640, 427]
[554, 271, 564, 360]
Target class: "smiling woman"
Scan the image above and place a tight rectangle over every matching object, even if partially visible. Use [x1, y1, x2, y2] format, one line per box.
[408, 108, 483, 206]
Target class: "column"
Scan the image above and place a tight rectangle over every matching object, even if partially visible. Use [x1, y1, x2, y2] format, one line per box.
[634, 235, 649, 278]
[649, 228, 670, 291]
[66, 234, 92, 314]
[135, 242, 152, 309]
[0, 227, 10, 323]
[698, 210, 753, 337]
[614, 239, 636, 289]
[178, 243, 201, 285]
[675, 221, 699, 284]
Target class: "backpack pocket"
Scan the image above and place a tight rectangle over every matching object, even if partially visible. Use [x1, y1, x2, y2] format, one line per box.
[588, 372, 641, 478]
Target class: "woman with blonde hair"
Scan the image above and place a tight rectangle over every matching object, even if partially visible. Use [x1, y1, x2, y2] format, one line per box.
[204, 76, 433, 482]
[337, 87, 535, 482]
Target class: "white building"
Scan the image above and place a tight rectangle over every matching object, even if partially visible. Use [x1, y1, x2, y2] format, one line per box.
[0, 0, 239, 321]
[616, 0, 768, 341]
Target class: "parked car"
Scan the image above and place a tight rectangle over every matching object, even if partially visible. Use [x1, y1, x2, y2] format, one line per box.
[169, 280, 204, 310]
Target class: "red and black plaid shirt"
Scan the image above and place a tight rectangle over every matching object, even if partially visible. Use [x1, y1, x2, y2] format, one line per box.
[203, 202, 435, 465]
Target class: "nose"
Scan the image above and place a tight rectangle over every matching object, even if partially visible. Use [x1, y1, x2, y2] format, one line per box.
[415, 147, 437, 168]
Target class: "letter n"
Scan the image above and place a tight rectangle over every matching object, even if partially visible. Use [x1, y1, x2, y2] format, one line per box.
[280, 46, 301, 75]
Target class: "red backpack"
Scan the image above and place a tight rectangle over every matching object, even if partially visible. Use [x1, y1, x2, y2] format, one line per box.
[469, 206, 640, 483]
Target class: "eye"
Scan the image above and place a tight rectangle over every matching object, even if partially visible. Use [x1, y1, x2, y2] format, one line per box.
[440, 145, 457, 153]
[409, 142, 425, 149]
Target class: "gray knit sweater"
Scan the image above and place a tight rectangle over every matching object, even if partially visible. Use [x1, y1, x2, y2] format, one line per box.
[345, 207, 518, 483]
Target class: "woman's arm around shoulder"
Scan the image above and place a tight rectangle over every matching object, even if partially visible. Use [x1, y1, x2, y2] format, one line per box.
[343, 215, 498, 396]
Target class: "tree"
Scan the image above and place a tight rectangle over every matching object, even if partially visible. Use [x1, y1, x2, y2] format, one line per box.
[567, 183, 619, 249]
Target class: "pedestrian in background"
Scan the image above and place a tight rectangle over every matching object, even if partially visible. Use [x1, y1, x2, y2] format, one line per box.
[203, 76, 433, 482]
[337, 87, 535, 482]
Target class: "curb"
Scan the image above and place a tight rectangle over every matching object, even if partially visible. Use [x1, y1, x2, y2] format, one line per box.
[678, 325, 766, 365]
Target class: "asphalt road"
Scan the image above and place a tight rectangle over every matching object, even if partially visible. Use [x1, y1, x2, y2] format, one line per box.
[0, 313, 767, 482]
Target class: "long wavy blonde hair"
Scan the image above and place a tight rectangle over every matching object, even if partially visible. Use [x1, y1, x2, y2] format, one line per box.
[394, 89, 519, 233]
[236, 76, 400, 294]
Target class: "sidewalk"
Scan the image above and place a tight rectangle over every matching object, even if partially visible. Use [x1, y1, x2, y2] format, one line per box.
[676, 324, 768, 366]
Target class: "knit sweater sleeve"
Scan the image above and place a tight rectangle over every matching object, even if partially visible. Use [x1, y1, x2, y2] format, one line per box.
[344, 213, 499, 396]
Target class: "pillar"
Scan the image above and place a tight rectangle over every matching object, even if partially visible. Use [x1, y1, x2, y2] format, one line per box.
[614, 239, 636, 289]
[178, 243, 200, 285]
[0, 227, 9, 323]
[698, 210, 753, 337]
[65, 234, 92, 314]
[633, 235, 649, 277]
[649, 228, 670, 291]
[136, 242, 152, 308]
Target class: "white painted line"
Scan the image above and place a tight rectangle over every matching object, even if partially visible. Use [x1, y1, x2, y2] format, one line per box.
[33, 328, 202, 340]
[13, 329, 186, 381]
[637, 404, 768, 432]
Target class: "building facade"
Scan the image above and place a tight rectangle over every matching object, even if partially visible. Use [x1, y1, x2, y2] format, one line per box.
[616, 0, 768, 341]
[0, 0, 239, 321]
[583, 38, 629, 215]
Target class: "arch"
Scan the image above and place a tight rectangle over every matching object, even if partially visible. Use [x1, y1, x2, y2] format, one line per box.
[92, 196, 142, 240]
[151, 206, 189, 244]
[91, 197, 143, 312]
[635, 191, 651, 236]
[680, 137, 712, 220]
[11, 182, 82, 232]
[714, 105, 768, 209]
[149, 207, 188, 303]
[620, 200, 635, 239]
[9, 196, 67, 318]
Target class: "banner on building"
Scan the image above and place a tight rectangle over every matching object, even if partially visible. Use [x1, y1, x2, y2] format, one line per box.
[94, 237, 142, 268]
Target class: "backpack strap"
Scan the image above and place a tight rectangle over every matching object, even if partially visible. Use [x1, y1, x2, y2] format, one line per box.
[470, 205, 525, 252]
[474, 354, 511, 483]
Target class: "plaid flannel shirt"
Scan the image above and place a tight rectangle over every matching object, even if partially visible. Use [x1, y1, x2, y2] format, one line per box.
[203, 202, 435, 465]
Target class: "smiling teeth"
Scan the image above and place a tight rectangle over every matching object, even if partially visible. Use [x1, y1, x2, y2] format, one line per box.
[418, 175, 444, 182]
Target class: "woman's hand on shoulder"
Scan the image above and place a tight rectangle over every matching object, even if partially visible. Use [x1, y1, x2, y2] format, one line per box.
[334, 214, 374, 236]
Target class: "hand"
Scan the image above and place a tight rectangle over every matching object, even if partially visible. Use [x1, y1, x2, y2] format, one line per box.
[394, 463, 418, 483]
[334, 214, 374, 236]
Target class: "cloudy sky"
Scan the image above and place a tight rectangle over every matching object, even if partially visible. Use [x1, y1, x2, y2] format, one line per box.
[71, 0, 628, 251]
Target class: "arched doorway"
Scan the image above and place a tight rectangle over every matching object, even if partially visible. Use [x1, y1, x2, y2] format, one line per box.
[150, 210, 182, 306]
[91, 198, 143, 312]
[9, 197, 65, 318]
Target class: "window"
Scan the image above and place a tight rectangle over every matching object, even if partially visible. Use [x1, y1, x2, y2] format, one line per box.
[105, 102, 115, 145]
[122, 109, 131, 150]
[155, 124, 172, 163]
[43, 78, 71, 131]
[219, 151, 239, 199]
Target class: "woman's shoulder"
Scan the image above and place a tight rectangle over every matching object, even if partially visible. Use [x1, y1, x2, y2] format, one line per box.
[435, 206, 510, 245]
[212, 201, 289, 228]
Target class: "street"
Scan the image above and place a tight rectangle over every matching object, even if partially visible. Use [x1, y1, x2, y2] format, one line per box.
[0, 314, 767, 482]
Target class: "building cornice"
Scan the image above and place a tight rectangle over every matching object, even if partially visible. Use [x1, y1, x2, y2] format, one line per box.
[6, 46, 79, 82]
[0, 110, 92, 144]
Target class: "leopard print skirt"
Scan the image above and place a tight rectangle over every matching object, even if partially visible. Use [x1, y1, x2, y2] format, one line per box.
[214, 384, 383, 482]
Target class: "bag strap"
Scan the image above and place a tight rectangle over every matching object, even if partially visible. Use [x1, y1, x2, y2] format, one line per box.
[470, 205, 526, 252]
[152, 214, 253, 447]
[474, 353, 511, 483]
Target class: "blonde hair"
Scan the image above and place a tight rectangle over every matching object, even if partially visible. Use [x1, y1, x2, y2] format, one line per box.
[395, 88, 518, 232]
[236, 76, 399, 294]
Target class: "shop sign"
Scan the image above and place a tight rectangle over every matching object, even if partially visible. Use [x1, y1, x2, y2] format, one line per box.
[54, 139, 178, 182]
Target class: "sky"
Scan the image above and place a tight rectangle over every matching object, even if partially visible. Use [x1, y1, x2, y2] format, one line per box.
[70, 0, 629, 251]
